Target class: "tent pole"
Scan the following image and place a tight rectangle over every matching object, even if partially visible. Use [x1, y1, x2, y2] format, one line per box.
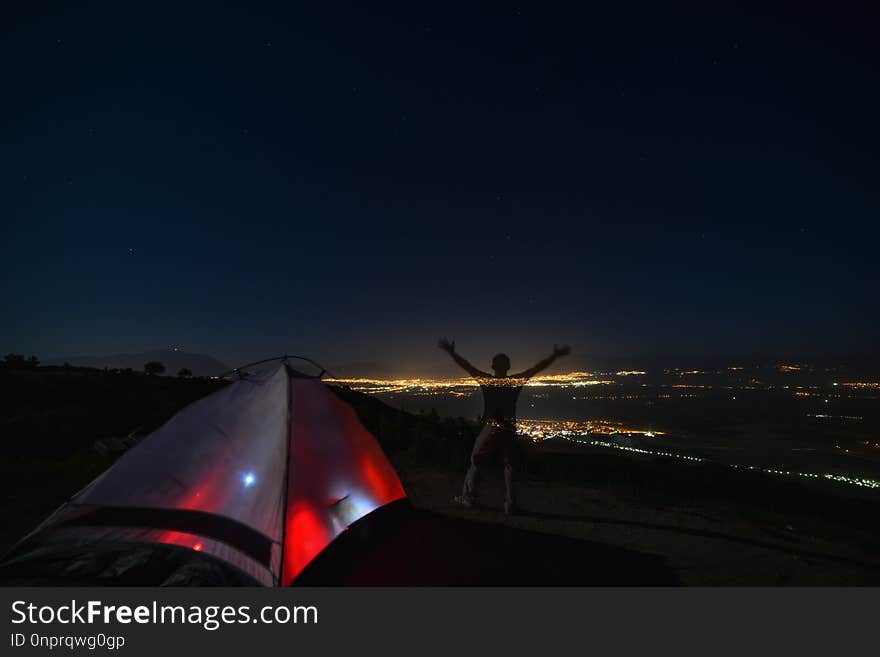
[277, 363, 293, 586]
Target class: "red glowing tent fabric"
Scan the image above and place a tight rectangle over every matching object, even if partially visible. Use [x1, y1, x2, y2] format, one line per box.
[1, 364, 406, 585]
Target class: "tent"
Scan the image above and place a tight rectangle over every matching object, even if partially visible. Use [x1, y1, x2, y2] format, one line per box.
[0, 362, 407, 585]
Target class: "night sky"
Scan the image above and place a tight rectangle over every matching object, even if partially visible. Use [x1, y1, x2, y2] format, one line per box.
[2, 3, 877, 373]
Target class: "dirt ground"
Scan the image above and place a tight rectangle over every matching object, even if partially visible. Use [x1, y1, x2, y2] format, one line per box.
[387, 468, 880, 585]
[4, 463, 880, 586]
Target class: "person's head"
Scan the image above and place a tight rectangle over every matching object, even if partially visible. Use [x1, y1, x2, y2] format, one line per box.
[491, 353, 511, 376]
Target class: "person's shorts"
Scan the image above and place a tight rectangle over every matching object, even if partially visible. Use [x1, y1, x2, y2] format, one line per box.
[471, 424, 518, 464]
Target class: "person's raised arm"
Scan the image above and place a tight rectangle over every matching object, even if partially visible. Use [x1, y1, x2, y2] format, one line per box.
[438, 337, 491, 379]
[511, 344, 571, 380]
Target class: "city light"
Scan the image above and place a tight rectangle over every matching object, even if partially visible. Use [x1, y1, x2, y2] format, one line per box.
[326, 371, 880, 400]
[323, 371, 880, 494]
[325, 371, 616, 394]
[516, 418, 664, 442]
[550, 432, 880, 490]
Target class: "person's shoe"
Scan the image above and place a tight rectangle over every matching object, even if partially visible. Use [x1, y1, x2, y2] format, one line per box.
[453, 495, 474, 508]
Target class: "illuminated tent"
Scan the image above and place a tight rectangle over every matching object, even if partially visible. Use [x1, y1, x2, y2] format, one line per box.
[0, 363, 407, 585]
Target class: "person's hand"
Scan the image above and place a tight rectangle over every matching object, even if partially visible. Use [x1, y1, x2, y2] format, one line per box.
[438, 337, 455, 353]
[553, 344, 571, 358]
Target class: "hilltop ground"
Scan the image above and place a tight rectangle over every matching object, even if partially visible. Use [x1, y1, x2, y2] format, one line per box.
[330, 386, 880, 585]
[1, 367, 879, 585]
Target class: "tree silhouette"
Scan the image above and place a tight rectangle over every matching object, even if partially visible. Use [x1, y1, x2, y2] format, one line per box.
[2, 354, 40, 369]
[3, 354, 25, 368]
[177, 367, 193, 378]
[144, 361, 166, 376]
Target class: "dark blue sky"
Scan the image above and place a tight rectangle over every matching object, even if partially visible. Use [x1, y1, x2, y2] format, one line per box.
[2, 2, 877, 372]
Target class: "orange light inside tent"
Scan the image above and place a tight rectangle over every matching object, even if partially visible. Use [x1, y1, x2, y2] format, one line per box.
[192, 542, 203, 551]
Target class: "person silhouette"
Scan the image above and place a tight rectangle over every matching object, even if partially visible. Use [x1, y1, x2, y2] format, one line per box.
[438, 338, 571, 514]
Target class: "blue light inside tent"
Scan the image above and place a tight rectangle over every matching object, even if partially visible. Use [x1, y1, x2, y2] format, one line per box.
[242, 472, 256, 488]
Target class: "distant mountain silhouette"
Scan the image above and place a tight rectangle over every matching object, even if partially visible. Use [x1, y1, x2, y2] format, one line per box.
[48, 350, 230, 377]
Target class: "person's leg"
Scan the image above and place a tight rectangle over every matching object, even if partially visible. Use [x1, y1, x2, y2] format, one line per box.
[460, 461, 479, 505]
[499, 429, 519, 513]
[501, 445, 515, 513]
[459, 424, 495, 505]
